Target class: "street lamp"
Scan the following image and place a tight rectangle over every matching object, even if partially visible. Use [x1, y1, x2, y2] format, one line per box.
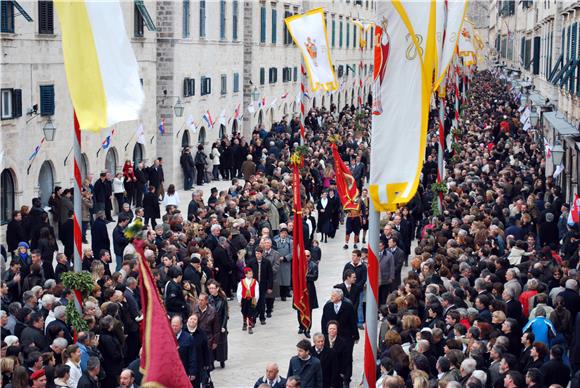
[173, 97, 184, 117]
[252, 86, 260, 103]
[552, 142, 564, 166]
[43, 118, 56, 141]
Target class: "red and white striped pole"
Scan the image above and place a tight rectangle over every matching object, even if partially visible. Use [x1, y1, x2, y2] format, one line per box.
[363, 199, 380, 387]
[436, 87, 446, 212]
[73, 112, 82, 272]
[299, 62, 307, 144]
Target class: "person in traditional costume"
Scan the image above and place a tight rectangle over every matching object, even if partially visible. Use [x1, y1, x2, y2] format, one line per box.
[236, 267, 260, 334]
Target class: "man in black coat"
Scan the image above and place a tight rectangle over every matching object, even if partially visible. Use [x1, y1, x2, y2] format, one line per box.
[180, 147, 195, 191]
[334, 270, 360, 311]
[558, 279, 580, 319]
[92, 173, 108, 213]
[321, 289, 359, 386]
[61, 210, 75, 261]
[20, 312, 50, 352]
[91, 211, 110, 258]
[112, 215, 130, 271]
[6, 211, 26, 256]
[147, 159, 164, 197]
[540, 345, 570, 387]
[171, 315, 198, 383]
[133, 161, 148, 207]
[212, 237, 234, 298]
[248, 247, 274, 324]
[287, 339, 323, 388]
[164, 266, 187, 319]
[254, 362, 287, 388]
[311, 334, 334, 388]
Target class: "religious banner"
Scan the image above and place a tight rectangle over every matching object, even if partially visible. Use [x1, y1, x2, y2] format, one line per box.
[290, 154, 311, 331]
[434, 0, 468, 90]
[285, 8, 339, 91]
[458, 18, 477, 65]
[134, 239, 192, 388]
[330, 142, 360, 210]
[54, 0, 144, 130]
[370, 0, 438, 212]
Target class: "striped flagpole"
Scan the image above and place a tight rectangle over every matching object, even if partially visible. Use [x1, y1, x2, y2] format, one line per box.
[436, 88, 446, 212]
[363, 199, 380, 387]
[73, 112, 82, 272]
[358, 59, 364, 107]
[299, 62, 307, 144]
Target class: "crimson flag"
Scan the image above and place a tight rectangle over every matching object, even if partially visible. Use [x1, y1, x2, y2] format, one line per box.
[330, 143, 360, 211]
[291, 161, 311, 330]
[134, 239, 191, 388]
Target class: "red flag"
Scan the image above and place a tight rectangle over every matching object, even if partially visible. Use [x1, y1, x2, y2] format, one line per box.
[330, 143, 360, 211]
[134, 239, 191, 388]
[291, 161, 311, 330]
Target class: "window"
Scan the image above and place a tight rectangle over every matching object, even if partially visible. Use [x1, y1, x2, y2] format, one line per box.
[338, 65, 344, 78]
[232, 0, 238, 40]
[134, 1, 144, 37]
[183, 0, 190, 38]
[353, 24, 356, 49]
[38, 0, 54, 34]
[346, 20, 350, 47]
[134, 0, 155, 34]
[260, 67, 265, 85]
[293, 66, 297, 82]
[200, 76, 211, 96]
[269, 67, 278, 83]
[1, 169, 15, 225]
[0, 89, 21, 120]
[183, 78, 195, 97]
[220, 0, 226, 40]
[332, 19, 336, 47]
[233, 73, 240, 93]
[220, 74, 227, 95]
[271, 8, 277, 44]
[199, 0, 206, 37]
[1, 0, 14, 33]
[40, 85, 55, 116]
[282, 67, 292, 82]
[283, 10, 292, 44]
[370, 27, 374, 48]
[339, 20, 343, 47]
[260, 5, 266, 43]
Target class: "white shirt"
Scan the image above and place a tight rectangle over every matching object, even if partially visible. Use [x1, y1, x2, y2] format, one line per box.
[66, 360, 82, 388]
[333, 301, 342, 314]
[236, 278, 260, 303]
[162, 192, 180, 208]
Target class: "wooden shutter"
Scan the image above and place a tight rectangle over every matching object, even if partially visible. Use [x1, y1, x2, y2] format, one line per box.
[12, 89, 22, 118]
[40, 85, 55, 116]
[39, 1, 54, 34]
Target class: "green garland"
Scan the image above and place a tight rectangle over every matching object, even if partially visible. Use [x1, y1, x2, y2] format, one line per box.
[61, 271, 95, 333]
[430, 182, 448, 217]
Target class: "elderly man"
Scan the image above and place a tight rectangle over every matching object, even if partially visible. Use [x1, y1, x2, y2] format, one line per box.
[273, 227, 293, 301]
[46, 305, 73, 344]
[254, 362, 287, 388]
[321, 288, 358, 386]
[262, 238, 282, 318]
[119, 369, 137, 388]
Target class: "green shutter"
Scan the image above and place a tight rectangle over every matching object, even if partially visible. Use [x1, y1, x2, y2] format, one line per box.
[135, 0, 155, 31]
[12, 89, 21, 118]
[40, 85, 55, 116]
[260, 6, 266, 43]
[271, 8, 277, 44]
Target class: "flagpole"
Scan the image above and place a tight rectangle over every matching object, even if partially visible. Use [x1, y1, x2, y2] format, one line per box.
[300, 61, 307, 145]
[437, 87, 446, 212]
[363, 199, 380, 388]
[73, 113, 82, 272]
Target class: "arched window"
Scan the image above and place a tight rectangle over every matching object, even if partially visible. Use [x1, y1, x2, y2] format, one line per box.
[181, 130, 191, 148]
[198, 126, 207, 145]
[321, 96, 326, 108]
[232, 119, 238, 135]
[133, 143, 145, 166]
[283, 103, 288, 116]
[38, 161, 54, 207]
[80, 153, 89, 181]
[105, 148, 118, 175]
[258, 110, 263, 126]
[219, 124, 226, 139]
[312, 97, 317, 108]
[1, 169, 15, 224]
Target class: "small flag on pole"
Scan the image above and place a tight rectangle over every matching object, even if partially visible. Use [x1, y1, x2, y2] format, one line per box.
[202, 111, 214, 128]
[568, 194, 580, 225]
[158, 120, 165, 135]
[135, 124, 145, 145]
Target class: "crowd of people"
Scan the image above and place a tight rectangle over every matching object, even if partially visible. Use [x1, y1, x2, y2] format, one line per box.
[2, 67, 580, 388]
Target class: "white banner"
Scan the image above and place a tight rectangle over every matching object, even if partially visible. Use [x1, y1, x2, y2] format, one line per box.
[434, 0, 468, 90]
[285, 8, 338, 91]
[370, 1, 438, 211]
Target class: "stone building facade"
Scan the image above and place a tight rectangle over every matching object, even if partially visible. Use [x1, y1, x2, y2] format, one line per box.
[486, 0, 580, 202]
[1, 0, 374, 232]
